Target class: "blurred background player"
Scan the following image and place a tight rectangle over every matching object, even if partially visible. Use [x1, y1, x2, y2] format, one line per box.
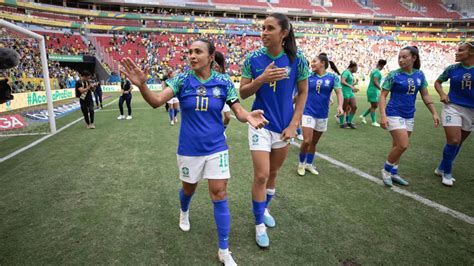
[380, 46, 440, 187]
[298, 53, 344, 176]
[165, 70, 180, 125]
[360, 59, 387, 127]
[434, 41, 474, 187]
[239, 13, 310, 248]
[117, 73, 133, 120]
[214, 51, 231, 133]
[339, 61, 359, 129]
[75, 70, 96, 129]
[120, 39, 267, 266]
[94, 79, 103, 110]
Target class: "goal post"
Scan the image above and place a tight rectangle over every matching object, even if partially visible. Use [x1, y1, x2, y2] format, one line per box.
[0, 19, 56, 135]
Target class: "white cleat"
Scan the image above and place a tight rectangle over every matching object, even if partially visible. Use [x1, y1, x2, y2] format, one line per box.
[117, 115, 125, 120]
[442, 176, 454, 187]
[126, 115, 132, 120]
[218, 249, 237, 266]
[296, 134, 303, 141]
[179, 210, 190, 231]
[359, 115, 367, 124]
[435, 168, 455, 182]
[297, 163, 305, 176]
[170, 120, 175, 126]
[174, 117, 179, 123]
[371, 122, 381, 127]
[305, 164, 319, 175]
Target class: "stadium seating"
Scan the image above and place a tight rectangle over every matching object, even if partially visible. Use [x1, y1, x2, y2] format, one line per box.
[326, 0, 374, 15]
[372, 0, 422, 17]
[411, 0, 460, 19]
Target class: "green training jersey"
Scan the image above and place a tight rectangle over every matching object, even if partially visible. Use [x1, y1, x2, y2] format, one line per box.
[367, 69, 382, 92]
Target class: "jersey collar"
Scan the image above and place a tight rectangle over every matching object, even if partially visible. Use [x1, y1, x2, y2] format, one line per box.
[191, 70, 217, 84]
[461, 63, 474, 69]
[263, 47, 285, 60]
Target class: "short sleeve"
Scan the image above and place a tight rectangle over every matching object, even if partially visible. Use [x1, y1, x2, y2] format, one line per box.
[382, 71, 395, 91]
[241, 54, 253, 79]
[165, 73, 186, 96]
[333, 75, 342, 90]
[420, 70, 428, 89]
[341, 70, 350, 80]
[437, 65, 456, 82]
[296, 51, 311, 82]
[225, 80, 238, 102]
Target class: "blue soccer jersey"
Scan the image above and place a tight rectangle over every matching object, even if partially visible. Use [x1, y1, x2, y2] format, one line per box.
[242, 48, 311, 133]
[382, 69, 428, 119]
[438, 63, 474, 109]
[304, 72, 342, 119]
[166, 70, 238, 156]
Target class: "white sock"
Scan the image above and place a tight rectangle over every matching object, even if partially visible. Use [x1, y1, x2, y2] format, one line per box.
[219, 248, 229, 254]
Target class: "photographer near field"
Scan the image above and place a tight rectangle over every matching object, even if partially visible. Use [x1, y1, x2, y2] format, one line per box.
[75, 70, 96, 129]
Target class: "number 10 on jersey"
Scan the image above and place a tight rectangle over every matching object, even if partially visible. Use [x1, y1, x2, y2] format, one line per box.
[195, 96, 208, 111]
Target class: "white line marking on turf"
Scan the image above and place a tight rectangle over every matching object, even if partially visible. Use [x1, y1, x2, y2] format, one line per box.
[0, 99, 119, 164]
[98, 107, 150, 112]
[230, 114, 474, 224]
[289, 141, 474, 225]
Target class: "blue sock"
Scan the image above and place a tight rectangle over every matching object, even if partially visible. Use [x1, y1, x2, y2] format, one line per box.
[296, 127, 302, 135]
[265, 189, 275, 208]
[213, 199, 231, 250]
[175, 108, 180, 116]
[306, 154, 315, 165]
[439, 144, 459, 175]
[179, 188, 193, 212]
[390, 165, 398, 176]
[384, 161, 395, 173]
[169, 108, 175, 121]
[299, 153, 307, 163]
[252, 200, 266, 225]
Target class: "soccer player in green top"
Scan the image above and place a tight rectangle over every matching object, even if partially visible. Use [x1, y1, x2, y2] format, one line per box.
[360, 59, 387, 127]
[340, 61, 359, 129]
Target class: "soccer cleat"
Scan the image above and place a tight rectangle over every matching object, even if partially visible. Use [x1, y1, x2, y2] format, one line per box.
[218, 250, 237, 266]
[117, 115, 124, 120]
[381, 169, 393, 187]
[371, 122, 381, 127]
[348, 123, 357, 129]
[297, 163, 306, 176]
[391, 175, 409, 186]
[435, 168, 455, 182]
[339, 123, 348, 129]
[255, 225, 269, 248]
[441, 174, 454, 187]
[296, 134, 304, 141]
[263, 208, 276, 228]
[305, 164, 319, 175]
[174, 117, 179, 123]
[179, 210, 190, 231]
[89, 123, 96, 129]
[359, 115, 367, 124]
[126, 115, 132, 120]
[170, 120, 175, 126]
[86, 124, 91, 129]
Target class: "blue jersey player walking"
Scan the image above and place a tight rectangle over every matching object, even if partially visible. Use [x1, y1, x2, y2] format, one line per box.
[239, 13, 311, 248]
[434, 41, 474, 187]
[298, 53, 344, 176]
[379, 46, 440, 187]
[120, 39, 267, 266]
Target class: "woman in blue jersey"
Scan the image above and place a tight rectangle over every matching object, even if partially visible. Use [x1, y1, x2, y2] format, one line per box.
[379, 46, 440, 187]
[434, 41, 474, 187]
[240, 13, 311, 248]
[121, 39, 267, 266]
[298, 53, 344, 176]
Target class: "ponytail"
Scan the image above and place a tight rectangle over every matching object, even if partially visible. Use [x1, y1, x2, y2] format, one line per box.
[329, 61, 341, 75]
[318, 53, 340, 75]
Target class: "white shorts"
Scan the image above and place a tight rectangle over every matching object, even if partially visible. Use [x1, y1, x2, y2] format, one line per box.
[177, 150, 230, 184]
[442, 103, 474, 132]
[248, 125, 289, 152]
[301, 115, 328, 132]
[167, 97, 179, 104]
[222, 103, 231, 113]
[388, 116, 414, 132]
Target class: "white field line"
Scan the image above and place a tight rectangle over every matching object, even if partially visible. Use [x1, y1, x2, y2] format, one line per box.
[230, 114, 473, 225]
[0, 98, 118, 163]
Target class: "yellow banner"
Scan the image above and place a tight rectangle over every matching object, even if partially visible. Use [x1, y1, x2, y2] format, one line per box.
[0, 89, 75, 113]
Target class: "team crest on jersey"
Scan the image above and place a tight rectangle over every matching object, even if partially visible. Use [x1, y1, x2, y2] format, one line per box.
[463, 73, 471, 80]
[285, 66, 291, 78]
[212, 87, 221, 98]
[197, 85, 207, 96]
[407, 78, 415, 86]
[182, 167, 190, 178]
[324, 79, 331, 86]
[416, 78, 421, 86]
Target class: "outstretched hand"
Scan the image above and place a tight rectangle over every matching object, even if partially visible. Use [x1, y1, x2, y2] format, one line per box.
[247, 109, 269, 129]
[120, 57, 149, 87]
